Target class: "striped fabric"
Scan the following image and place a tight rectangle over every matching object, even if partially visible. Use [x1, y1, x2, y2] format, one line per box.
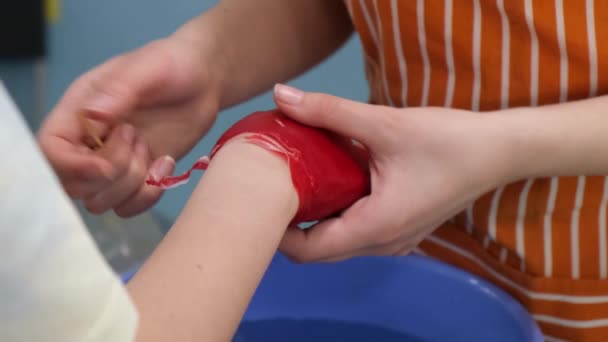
[345, 0, 608, 340]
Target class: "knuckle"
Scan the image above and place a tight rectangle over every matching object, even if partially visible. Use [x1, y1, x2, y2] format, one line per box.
[310, 94, 341, 120]
[131, 158, 148, 181]
[97, 163, 120, 184]
[123, 165, 149, 194]
[107, 151, 132, 179]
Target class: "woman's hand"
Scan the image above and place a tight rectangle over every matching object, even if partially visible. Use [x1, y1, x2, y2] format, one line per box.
[38, 0, 354, 218]
[38, 36, 223, 217]
[273, 84, 520, 262]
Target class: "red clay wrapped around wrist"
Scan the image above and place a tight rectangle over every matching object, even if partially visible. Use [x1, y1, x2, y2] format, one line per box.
[146, 109, 370, 225]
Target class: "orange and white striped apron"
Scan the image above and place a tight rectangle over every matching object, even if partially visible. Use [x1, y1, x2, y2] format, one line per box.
[346, 0, 608, 340]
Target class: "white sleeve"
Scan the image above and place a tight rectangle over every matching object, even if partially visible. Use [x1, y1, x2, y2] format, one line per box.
[0, 82, 138, 342]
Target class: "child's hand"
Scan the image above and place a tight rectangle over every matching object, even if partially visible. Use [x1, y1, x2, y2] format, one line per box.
[273, 84, 518, 262]
[38, 37, 223, 217]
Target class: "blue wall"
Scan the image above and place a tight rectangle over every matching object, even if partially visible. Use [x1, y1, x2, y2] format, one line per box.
[0, 0, 368, 222]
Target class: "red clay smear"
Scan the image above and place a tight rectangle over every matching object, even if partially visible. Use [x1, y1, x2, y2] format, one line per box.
[145, 109, 370, 224]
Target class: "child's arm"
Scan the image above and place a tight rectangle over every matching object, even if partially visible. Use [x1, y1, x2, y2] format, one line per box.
[126, 139, 299, 342]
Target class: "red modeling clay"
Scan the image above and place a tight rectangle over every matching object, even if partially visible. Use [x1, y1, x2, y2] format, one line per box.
[146, 109, 370, 224]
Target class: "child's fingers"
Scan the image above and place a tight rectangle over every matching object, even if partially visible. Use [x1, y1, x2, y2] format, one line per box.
[83, 137, 149, 214]
[39, 135, 110, 179]
[60, 123, 135, 200]
[113, 156, 175, 218]
[93, 124, 136, 181]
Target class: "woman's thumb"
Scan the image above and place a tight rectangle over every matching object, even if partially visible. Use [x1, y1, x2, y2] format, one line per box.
[273, 83, 382, 145]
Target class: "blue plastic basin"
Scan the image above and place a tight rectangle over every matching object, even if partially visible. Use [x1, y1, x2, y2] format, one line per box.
[121, 253, 543, 341]
[235, 254, 543, 342]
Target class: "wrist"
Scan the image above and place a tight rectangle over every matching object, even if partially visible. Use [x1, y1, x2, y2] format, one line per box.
[195, 139, 300, 226]
[484, 107, 558, 182]
[455, 110, 530, 190]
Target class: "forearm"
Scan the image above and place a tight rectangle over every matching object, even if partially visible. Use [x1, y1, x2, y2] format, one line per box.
[489, 97, 608, 181]
[172, 0, 353, 109]
[127, 140, 298, 342]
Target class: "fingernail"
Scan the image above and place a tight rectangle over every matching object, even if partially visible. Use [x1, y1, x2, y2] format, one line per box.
[274, 84, 303, 105]
[150, 156, 174, 179]
[121, 125, 135, 144]
[87, 92, 120, 113]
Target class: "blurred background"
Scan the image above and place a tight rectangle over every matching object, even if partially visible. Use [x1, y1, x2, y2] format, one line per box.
[0, 0, 367, 274]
